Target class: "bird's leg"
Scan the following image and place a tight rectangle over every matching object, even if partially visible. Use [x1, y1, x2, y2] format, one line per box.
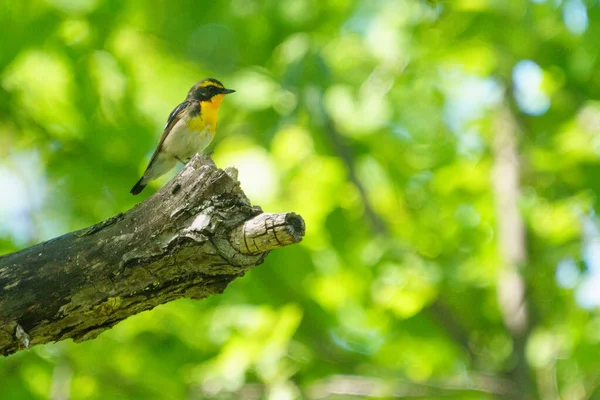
[175, 156, 187, 165]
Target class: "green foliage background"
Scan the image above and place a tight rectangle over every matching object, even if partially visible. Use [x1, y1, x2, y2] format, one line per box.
[1, 0, 600, 399]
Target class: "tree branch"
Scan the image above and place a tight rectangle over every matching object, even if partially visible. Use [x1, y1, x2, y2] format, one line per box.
[306, 374, 516, 399]
[0, 154, 305, 356]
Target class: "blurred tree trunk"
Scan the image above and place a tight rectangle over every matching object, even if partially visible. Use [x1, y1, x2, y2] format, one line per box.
[492, 104, 538, 399]
[0, 155, 305, 356]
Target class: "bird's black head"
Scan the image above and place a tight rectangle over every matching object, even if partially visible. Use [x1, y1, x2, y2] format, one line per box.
[188, 78, 235, 101]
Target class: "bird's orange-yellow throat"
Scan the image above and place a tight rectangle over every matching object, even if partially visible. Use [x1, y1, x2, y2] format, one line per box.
[130, 78, 235, 195]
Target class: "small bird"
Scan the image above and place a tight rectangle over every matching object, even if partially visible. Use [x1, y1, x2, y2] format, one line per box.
[130, 78, 235, 195]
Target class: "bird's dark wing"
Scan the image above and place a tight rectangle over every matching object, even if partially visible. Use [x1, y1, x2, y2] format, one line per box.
[145, 100, 189, 168]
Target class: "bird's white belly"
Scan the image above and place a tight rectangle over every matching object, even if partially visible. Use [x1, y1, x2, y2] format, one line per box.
[162, 119, 215, 160]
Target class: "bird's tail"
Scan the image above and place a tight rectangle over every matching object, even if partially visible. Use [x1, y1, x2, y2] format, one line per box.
[130, 177, 147, 195]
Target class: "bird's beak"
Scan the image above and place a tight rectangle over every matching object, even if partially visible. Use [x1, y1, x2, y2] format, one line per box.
[220, 88, 236, 95]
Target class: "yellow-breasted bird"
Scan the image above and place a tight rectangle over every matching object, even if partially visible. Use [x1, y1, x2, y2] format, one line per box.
[130, 78, 235, 195]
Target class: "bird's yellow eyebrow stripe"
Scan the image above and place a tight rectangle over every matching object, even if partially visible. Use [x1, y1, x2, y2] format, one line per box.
[199, 80, 224, 88]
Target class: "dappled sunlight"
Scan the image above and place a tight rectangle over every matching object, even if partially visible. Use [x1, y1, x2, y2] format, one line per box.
[213, 135, 278, 205]
[513, 60, 551, 116]
[371, 259, 440, 319]
[271, 125, 314, 170]
[325, 84, 392, 134]
[191, 304, 302, 397]
[0, 151, 48, 245]
[2, 51, 82, 139]
[229, 70, 281, 111]
[562, 0, 588, 35]
[2, 0, 600, 398]
[441, 70, 503, 133]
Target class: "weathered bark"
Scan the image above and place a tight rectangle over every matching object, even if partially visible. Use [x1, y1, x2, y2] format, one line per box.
[0, 154, 305, 356]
